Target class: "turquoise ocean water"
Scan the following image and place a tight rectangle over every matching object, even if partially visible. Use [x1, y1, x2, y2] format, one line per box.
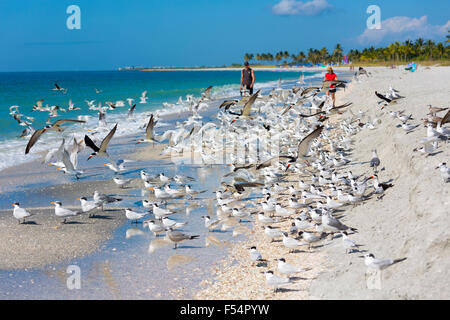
[0, 69, 321, 170]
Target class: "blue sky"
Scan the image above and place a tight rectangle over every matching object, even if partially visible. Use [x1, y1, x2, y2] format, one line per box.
[0, 0, 449, 71]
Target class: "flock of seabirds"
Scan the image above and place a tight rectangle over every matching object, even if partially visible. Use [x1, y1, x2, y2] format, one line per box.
[7, 69, 450, 292]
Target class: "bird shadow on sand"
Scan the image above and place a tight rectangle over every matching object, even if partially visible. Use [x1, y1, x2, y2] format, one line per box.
[426, 151, 443, 157]
[20, 221, 39, 225]
[255, 262, 268, 267]
[289, 276, 310, 281]
[89, 215, 114, 220]
[208, 229, 228, 234]
[288, 249, 308, 254]
[103, 209, 123, 213]
[174, 245, 203, 249]
[63, 221, 86, 225]
[274, 288, 302, 293]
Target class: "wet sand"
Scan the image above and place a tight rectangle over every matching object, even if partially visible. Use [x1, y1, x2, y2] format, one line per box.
[0, 207, 126, 270]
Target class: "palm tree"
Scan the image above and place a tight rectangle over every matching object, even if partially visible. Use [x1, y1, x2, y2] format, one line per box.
[332, 44, 343, 63]
[244, 53, 254, 63]
[319, 47, 329, 63]
[425, 40, 435, 60]
[275, 51, 283, 64]
[244, 35, 449, 67]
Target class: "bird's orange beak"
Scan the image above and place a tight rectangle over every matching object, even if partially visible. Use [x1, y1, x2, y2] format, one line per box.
[50, 202, 55, 205]
[76, 198, 81, 201]
[103, 164, 108, 166]
[148, 188, 154, 191]
[11, 204, 15, 207]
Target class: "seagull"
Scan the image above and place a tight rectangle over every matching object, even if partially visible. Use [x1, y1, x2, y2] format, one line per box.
[77, 197, 101, 218]
[264, 270, 290, 292]
[51, 201, 81, 224]
[282, 232, 303, 252]
[162, 216, 187, 230]
[322, 211, 357, 233]
[371, 175, 394, 194]
[185, 185, 207, 198]
[58, 149, 83, 179]
[125, 208, 146, 223]
[257, 212, 276, 225]
[25, 119, 86, 154]
[298, 231, 325, 252]
[435, 162, 450, 182]
[113, 177, 131, 188]
[264, 225, 284, 242]
[201, 86, 213, 100]
[400, 122, 419, 133]
[152, 203, 175, 219]
[143, 219, 166, 236]
[370, 149, 380, 172]
[12, 203, 33, 224]
[249, 246, 266, 266]
[413, 141, 438, 155]
[201, 215, 221, 231]
[52, 83, 67, 93]
[277, 258, 306, 276]
[140, 90, 148, 103]
[93, 191, 122, 210]
[126, 98, 134, 106]
[166, 228, 199, 249]
[104, 159, 130, 173]
[137, 114, 158, 144]
[127, 104, 137, 118]
[360, 253, 407, 270]
[84, 123, 118, 160]
[341, 231, 361, 253]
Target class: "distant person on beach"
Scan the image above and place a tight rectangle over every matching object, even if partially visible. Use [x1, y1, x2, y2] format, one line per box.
[324, 66, 337, 106]
[240, 61, 255, 96]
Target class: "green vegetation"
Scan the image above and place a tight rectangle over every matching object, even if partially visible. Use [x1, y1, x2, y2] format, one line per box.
[243, 33, 450, 66]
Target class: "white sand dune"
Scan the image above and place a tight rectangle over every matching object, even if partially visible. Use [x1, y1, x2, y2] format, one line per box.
[309, 66, 450, 299]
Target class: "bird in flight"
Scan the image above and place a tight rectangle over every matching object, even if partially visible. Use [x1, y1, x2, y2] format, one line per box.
[25, 119, 86, 154]
[84, 123, 118, 160]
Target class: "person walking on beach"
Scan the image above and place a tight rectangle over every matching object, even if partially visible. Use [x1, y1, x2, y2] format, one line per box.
[241, 61, 255, 96]
[324, 66, 338, 106]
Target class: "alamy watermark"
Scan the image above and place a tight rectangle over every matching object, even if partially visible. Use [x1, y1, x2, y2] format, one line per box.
[66, 265, 81, 290]
[366, 5, 381, 30]
[66, 5, 81, 30]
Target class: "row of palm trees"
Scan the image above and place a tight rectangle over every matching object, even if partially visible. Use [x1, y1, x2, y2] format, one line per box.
[243, 34, 449, 65]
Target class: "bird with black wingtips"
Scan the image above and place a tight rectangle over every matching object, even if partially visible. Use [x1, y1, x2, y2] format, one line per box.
[166, 228, 199, 249]
[84, 123, 118, 160]
[360, 253, 407, 270]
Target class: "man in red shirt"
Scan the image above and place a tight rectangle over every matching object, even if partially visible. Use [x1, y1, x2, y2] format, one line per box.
[324, 66, 338, 106]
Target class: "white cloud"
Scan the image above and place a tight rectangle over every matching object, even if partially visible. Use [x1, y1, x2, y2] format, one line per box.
[358, 16, 450, 45]
[272, 0, 332, 16]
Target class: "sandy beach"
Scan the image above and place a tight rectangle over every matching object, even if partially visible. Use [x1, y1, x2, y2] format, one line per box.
[195, 66, 450, 300]
[0, 65, 448, 299]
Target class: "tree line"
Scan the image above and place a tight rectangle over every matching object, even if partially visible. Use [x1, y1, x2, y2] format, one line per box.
[243, 32, 450, 65]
